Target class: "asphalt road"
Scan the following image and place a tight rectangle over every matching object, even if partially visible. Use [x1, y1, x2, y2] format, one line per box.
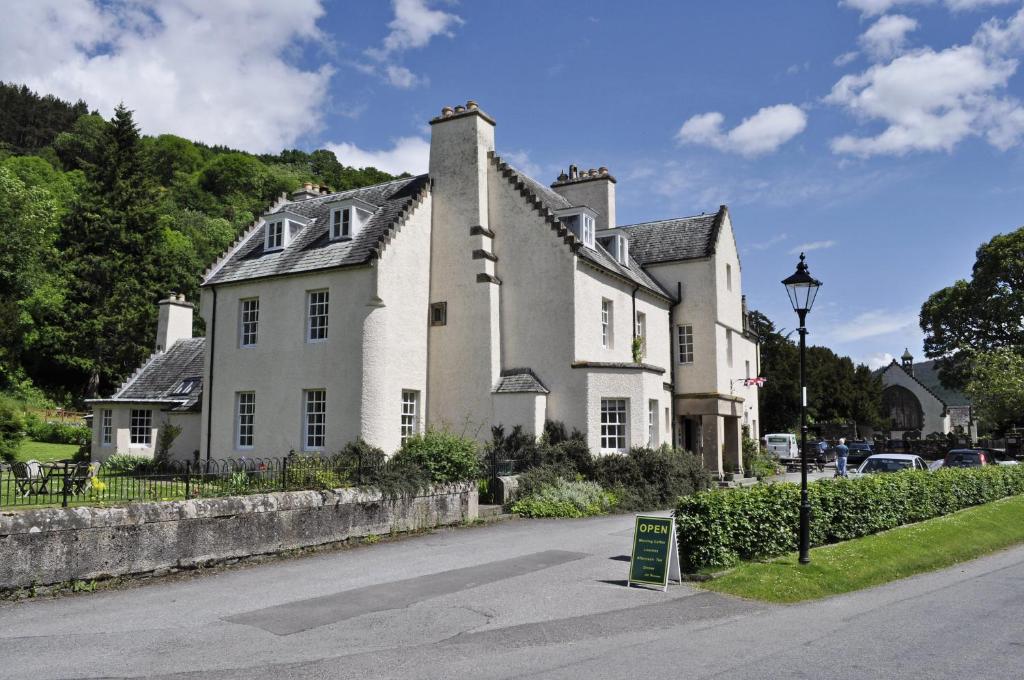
[1, 512, 1022, 679]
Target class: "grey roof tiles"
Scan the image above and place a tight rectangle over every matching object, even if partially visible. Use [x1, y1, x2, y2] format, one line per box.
[618, 210, 723, 265]
[493, 369, 550, 394]
[204, 175, 430, 286]
[110, 338, 206, 411]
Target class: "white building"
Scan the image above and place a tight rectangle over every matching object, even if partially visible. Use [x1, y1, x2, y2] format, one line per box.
[879, 349, 977, 441]
[89, 102, 759, 474]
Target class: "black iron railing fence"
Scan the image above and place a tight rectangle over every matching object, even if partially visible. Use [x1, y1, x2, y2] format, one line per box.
[0, 451, 405, 509]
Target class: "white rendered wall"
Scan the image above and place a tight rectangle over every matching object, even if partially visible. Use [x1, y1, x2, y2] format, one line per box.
[493, 393, 546, 436]
[155, 300, 194, 352]
[881, 365, 950, 435]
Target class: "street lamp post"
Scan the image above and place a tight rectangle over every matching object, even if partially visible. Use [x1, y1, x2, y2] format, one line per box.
[782, 253, 822, 565]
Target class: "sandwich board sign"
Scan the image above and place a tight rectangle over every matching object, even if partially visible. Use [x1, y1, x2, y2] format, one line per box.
[627, 515, 681, 591]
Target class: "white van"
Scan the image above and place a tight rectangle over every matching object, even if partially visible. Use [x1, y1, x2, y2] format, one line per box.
[764, 433, 799, 461]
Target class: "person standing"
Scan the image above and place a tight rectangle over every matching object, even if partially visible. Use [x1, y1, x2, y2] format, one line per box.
[816, 438, 829, 472]
[835, 437, 849, 477]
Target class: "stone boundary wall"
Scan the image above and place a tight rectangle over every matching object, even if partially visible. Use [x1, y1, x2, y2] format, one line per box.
[0, 483, 477, 590]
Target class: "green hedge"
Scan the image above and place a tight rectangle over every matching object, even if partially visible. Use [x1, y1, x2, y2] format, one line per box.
[674, 465, 1024, 572]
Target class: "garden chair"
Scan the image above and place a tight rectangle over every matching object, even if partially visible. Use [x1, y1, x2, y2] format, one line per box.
[65, 462, 99, 496]
[11, 460, 44, 497]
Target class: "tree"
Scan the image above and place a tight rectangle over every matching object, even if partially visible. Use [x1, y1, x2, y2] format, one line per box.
[921, 226, 1024, 390]
[964, 348, 1024, 435]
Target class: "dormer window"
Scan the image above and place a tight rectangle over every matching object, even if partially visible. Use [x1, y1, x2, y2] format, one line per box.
[613, 234, 629, 265]
[172, 377, 200, 396]
[555, 207, 597, 249]
[328, 198, 375, 242]
[263, 209, 310, 252]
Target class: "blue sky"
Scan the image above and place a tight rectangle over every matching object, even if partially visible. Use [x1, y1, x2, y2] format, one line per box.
[4, 0, 1024, 368]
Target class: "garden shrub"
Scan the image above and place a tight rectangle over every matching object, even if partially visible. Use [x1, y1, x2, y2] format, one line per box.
[515, 463, 577, 499]
[511, 478, 617, 518]
[396, 428, 480, 483]
[0, 396, 27, 463]
[674, 464, 1024, 572]
[26, 419, 90, 446]
[101, 454, 154, 474]
[590, 446, 710, 511]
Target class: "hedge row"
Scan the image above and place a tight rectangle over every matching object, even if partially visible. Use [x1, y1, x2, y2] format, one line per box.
[674, 465, 1024, 572]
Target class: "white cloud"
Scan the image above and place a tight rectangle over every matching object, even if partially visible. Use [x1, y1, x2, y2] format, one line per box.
[749, 233, 789, 250]
[325, 136, 430, 175]
[827, 9, 1024, 156]
[789, 240, 837, 254]
[676, 104, 808, 156]
[362, 0, 462, 88]
[0, 0, 332, 153]
[841, 0, 1012, 16]
[503, 150, 545, 180]
[834, 51, 861, 66]
[860, 14, 919, 60]
[826, 310, 919, 343]
[864, 352, 897, 369]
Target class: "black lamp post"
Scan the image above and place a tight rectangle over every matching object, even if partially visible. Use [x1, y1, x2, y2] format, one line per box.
[782, 252, 822, 565]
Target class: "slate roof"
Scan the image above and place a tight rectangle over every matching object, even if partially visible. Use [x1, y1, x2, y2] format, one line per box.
[91, 338, 206, 412]
[617, 209, 724, 265]
[879, 359, 971, 408]
[493, 368, 550, 394]
[490, 153, 671, 300]
[204, 175, 430, 286]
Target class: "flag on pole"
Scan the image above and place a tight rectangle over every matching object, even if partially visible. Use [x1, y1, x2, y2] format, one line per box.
[744, 377, 766, 387]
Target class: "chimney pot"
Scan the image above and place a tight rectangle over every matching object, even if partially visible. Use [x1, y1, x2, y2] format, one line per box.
[569, 164, 578, 179]
[442, 106, 454, 117]
[454, 105, 466, 113]
[303, 182, 312, 191]
[467, 100, 478, 110]
[557, 171, 568, 182]
[598, 166, 608, 175]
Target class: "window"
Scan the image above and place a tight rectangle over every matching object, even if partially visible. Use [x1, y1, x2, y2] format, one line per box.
[745, 360, 751, 380]
[600, 399, 627, 452]
[648, 399, 658, 446]
[332, 207, 351, 240]
[726, 263, 732, 291]
[307, 290, 329, 342]
[601, 299, 612, 349]
[101, 409, 112, 446]
[266, 220, 284, 250]
[727, 329, 734, 367]
[635, 312, 646, 356]
[558, 211, 596, 248]
[582, 214, 595, 248]
[130, 409, 152, 446]
[236, 392, 255, 449]
[401, 390, 419, 442]
[614, 235, 629, 264]
[664, 407, 670, 435]
[240, 298, 259, 347]
[430, 301, 447, 326]
[677, 324, 694, 364]
[172, 377, 200, 396]
[303, 390, 326, 450]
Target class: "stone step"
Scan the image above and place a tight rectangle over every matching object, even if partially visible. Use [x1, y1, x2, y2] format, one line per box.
[478, 504, 504, 518]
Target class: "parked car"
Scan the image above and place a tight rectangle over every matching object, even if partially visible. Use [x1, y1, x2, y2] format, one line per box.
[942, 446, 1015, 466]
[764, 433, 799, 462]
[844, 441, 875, 467]
[854, 453, 929, 475]
[973, 447, 1019, 465]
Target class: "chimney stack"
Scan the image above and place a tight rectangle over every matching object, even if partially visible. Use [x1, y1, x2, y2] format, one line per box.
[291, 182, 320, 201]
[156, 293, 194, 352]
[551, 163, 617, 230]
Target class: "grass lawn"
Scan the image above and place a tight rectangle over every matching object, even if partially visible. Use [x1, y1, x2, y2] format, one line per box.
[16, 440, 80, 463]
[703, 494, 1024, 604]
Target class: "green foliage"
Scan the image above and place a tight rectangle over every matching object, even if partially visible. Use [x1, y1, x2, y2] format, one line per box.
[964, 348, 1024, 435]
[743, 435, 779, 480]
[0, 82, 88, 154]
[101, 454, 153, 474]
[155, 421, 183, 466]
[590, 446, 710, 511]
[631, 335, 644, 363]
[396, 429, 480, 483]
[516, 464, 577, 498]
[751, 311, 883, 434]
[674, 465, 1024, 572]
[0, 396, 27, 463]
[510, 478, 617, 518]
[921, 226, 1024, 391]
[25, 419, 90, 446]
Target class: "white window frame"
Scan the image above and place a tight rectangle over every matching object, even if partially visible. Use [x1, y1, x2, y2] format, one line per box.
[129, 409, 152, 446]
[306, 289, 329, 343]
[236, 392, 255, 450]
[265, 220, 284, 251]
[582, 214, 595, 248]
[614, 234, 629, 264]
[100, 409, 112, 446]
[601, 399, 628, 452]
[601, 299, 612, 349]
[677, 324, 694, 364]
[331, 207, 352, 240]
[239, 298, 259, 348]
[401, 390, 419, 442]
[303, 389, 326, 451]
[648, 399, 658, 446]
[635, 312, 646, 356]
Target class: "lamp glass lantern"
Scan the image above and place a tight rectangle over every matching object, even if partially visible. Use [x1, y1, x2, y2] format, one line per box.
[782, 253, 822, 315]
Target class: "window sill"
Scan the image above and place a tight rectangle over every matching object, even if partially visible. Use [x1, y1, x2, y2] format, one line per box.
[306, 338, 328, 345]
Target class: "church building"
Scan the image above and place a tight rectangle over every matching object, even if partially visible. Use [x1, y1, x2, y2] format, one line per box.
[878, 349, 977, 441]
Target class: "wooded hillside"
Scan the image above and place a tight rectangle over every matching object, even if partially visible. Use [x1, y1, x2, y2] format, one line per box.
[0, 82, 399, 406]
